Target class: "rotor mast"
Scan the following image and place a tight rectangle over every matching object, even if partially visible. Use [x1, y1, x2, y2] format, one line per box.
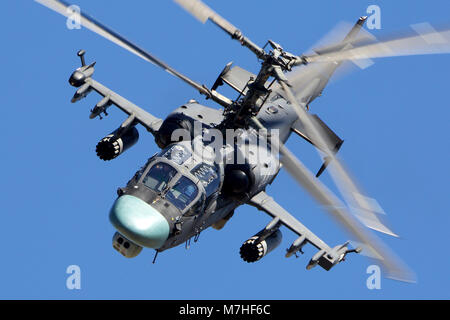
[174, 0, 310, 127]
[204, 12, 309, 125]
[223, 39, 307, 127]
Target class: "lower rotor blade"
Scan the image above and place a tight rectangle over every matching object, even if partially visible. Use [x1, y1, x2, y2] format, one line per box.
[306, 23, 450, 63]
[267, 82, 414, 281]
[278, 137, 414, 282]
[35, 0, 210, 96]
[278, 80, 397, 237]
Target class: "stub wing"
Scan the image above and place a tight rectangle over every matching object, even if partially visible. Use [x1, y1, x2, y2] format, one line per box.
[69, 62, 163, 135]
[87, 79, 163, 134]
[248, 191, 359, 271]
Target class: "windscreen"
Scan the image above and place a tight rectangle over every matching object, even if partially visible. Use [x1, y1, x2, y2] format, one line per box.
[142, 162, 177, 192]
[165, 176, 199, 211]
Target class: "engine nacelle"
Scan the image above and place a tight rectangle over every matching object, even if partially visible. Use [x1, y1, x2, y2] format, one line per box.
[96, 127, 139, 161]
[240, 229, 282, 263]
[222, 164, 252, 197]
[155, 113, 193, 149]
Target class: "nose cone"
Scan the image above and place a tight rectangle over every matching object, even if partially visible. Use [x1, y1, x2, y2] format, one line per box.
[109, 195, 170, 249]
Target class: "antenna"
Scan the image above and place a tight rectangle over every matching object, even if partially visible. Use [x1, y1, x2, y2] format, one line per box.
[77, 49, 86, 67]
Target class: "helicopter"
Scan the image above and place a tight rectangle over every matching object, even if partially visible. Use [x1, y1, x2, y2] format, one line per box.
[35, 0, 450, 281]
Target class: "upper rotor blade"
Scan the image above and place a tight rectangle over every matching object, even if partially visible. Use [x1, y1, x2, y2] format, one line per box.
[305, 23, 450, 63]
[174, 0, 238, 36]
[35, 0, 209, 96]
[283, 20, 377, 100]
[174, 0, 265, 58]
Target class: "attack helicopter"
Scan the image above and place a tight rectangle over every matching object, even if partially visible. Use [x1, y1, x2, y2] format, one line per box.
[35, 0, 450, 281]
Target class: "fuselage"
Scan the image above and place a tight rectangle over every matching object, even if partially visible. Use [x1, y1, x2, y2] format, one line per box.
[109, 94, 299, 257]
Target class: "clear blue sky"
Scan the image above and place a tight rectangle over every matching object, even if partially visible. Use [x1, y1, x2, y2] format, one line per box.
[1, 0, 449, 299]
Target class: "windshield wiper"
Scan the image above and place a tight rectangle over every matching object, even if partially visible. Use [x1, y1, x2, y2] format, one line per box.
[159, 180, 179, 198]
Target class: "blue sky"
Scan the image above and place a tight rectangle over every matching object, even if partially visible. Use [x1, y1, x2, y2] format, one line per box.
[1, 0, 449, 299]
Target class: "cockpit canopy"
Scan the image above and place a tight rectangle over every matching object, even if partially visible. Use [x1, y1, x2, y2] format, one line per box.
[132, 143, 221, 215]
[161, 144, 191, 165]
[142, 162, 198, 211]
[159, 143, 221, 197]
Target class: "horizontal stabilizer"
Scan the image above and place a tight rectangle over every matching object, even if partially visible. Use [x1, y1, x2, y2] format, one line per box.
[291, 114, 343, 152]
[291, 114, 343, 177]
[213, 65, 258, 95]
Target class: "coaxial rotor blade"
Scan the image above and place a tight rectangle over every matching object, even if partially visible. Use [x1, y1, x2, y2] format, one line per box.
[35, 0, 212, 98]
[174, 0, 265, 58]
[277, 80, 416, 280]
[175, 0, 238, 35]
[251, 117, 414, 282]
[277, 80, 398, 237]
[304, 23, 450, 63]
[282, 21, 377, 102]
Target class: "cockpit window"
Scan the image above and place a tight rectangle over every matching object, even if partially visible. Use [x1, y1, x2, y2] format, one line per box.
[161, 144, 191, 165]
[132, 154, 157, 182]
[165, 176, 198, 211]
[191, 163, 220, 197]
[142, 162, 177, 192]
